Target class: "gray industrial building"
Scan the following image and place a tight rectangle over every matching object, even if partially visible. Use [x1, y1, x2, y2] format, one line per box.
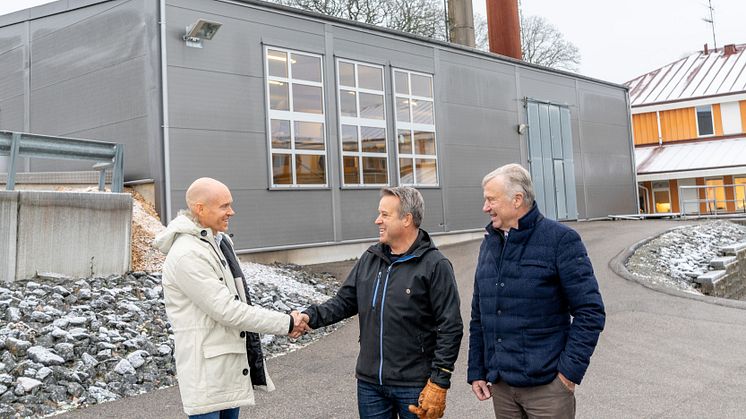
[0, 0, 637, 253]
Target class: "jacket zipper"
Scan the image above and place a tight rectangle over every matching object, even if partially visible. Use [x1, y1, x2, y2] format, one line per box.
[377, 254, 415, 385]
[371, 271, 383, 309]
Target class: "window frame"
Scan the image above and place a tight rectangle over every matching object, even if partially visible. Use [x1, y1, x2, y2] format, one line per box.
[264, 46, 329, 189]
[695, 105, 715, 137]
[336, 58, 390, 188]
[392, 68, 439, 188]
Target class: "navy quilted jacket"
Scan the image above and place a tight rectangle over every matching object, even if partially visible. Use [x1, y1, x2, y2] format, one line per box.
[467, 204, 605, 387]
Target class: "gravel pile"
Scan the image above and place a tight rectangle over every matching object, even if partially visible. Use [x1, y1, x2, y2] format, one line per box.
[0, 264, 343, 418]
[625, 220, 746, 293]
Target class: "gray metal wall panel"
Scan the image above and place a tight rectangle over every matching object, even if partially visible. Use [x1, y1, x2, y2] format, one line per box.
[165, 5, 325, 78]
[439, 53, 515, 111]
[0, 96, 25, 131]
[339, 189, 383, 240]
[438, 104, 518, 148]
[579, 90, 629, 127]
[167, 68, 263, 133]
[579, 123, 631, 154]
[23, 0, 158, 183]
[443, 144, 520, 188]
[584, 185, 634, 218]
[581, 152, 635, 187]
[30, 56, 148, 134]
[0, 48, 24, 101]
[418, 188, 445, 233]
[441, 186, 484, 231]
[169, 188, 335, 250]
[519, 70, 578, 106]
[168, 129, 268, 191]
[31, 0, 144, 90]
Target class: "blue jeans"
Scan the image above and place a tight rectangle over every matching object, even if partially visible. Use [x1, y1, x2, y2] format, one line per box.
[357, 379, 423, 419]
[188, 407, 239, 419]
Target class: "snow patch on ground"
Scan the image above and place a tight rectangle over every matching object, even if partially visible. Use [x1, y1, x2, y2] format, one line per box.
[625, 220, 746, 294]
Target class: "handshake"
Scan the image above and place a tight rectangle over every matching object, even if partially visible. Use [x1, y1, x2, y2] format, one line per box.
[288, 311, 312, 339]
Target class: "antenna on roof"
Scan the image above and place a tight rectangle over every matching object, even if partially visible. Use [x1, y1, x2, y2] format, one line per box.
[702, 0, 717, 50]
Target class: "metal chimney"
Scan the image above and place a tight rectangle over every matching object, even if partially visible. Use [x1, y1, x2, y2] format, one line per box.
[447, 0, 475, 47]
[486, 0, 522, 59]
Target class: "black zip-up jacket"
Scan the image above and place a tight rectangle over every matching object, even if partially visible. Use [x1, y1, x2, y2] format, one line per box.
[303, 230, 463, 388]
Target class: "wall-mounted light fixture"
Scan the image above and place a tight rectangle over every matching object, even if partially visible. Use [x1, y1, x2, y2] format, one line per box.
[183, 18, 222, 48]
[517, 123, 528, 135]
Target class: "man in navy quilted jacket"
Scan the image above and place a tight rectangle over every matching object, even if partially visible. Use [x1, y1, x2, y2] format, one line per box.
[467, 163, 605, 418]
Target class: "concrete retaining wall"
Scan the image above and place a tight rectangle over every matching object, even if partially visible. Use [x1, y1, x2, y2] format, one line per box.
[1, 191, 131, 282]
[0, 192, 19, 282]
[695, 242, 746, 300]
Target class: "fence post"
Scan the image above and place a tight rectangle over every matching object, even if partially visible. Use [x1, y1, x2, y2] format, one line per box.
[5, 133, 20, 191]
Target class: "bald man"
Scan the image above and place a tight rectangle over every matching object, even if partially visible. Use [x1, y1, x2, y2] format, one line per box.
[155, 177, 308, 418]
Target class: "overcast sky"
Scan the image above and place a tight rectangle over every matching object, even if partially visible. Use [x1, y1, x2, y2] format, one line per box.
[1, 0, 744, 84]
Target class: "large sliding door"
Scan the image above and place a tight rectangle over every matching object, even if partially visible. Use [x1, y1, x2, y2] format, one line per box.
[526, 100, 578, 220]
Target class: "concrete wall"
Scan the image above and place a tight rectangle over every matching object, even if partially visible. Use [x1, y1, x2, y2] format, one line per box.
[7, 191, 132, 281]
[0, 191, 18, 282]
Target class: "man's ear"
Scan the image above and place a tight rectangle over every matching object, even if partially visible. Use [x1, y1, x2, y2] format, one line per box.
[513, 193, 524, 209]
[403, 212, 414, 227]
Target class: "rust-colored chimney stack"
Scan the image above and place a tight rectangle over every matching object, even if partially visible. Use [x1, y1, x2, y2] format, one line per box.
[486, 0, 522, 60]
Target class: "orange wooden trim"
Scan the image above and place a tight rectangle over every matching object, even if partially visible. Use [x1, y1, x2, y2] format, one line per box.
[712, 104, 723, 136]
[724, 175, 735, 212]
[669, 179, 680, 213]
[740, 101, 746, 134]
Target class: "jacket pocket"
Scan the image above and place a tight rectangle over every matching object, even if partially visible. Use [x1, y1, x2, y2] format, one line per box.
[202, 342, 249, 396]
[522, 325, 567, 379]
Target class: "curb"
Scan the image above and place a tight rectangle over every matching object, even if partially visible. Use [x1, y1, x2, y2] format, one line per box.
[608, 225, 746, 311]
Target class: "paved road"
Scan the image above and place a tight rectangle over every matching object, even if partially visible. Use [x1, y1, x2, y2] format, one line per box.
[59, 220, 746, 418]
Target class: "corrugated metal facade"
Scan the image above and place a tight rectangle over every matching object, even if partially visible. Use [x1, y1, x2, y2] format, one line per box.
[0, 0, 637, 251]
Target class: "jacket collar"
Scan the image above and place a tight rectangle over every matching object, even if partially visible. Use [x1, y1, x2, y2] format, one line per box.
[485, 203, 544, 236]
[369, 229, 436, 263]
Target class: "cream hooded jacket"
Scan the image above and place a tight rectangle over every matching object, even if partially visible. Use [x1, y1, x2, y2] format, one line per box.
[154, 213, 290, 416]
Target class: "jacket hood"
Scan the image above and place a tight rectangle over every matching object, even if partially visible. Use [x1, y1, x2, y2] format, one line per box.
[154, 212, 214, 254]
[368, 229, 436, 262]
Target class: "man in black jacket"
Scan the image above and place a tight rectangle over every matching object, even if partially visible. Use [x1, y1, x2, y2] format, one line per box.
[301, 186, 463, 419]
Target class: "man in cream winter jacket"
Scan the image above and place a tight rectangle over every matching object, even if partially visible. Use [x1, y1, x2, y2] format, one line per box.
[155, 177, 307, 418]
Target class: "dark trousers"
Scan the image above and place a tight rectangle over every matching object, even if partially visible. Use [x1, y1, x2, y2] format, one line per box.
[490, 376, 575, 419]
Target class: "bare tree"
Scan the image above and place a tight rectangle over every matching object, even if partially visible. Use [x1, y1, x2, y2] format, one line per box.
[473, 13, 580, 72]
[520, 15, 580, 71]
[275, 0, 446, 40]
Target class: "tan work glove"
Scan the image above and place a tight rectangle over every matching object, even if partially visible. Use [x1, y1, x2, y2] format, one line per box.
[408, 379, 447, 419]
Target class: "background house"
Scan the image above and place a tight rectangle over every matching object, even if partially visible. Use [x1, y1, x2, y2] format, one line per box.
[0, 0, 637, 259]
[626, 43, 746, 215]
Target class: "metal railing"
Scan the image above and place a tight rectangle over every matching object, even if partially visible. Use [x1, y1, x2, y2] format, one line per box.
[679, 184, 746, 216]
[0, 131, 124, 192]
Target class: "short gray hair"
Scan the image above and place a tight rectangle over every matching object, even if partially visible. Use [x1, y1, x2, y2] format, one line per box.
[482, 163, 535, 207]
[381, 186, 424, 227]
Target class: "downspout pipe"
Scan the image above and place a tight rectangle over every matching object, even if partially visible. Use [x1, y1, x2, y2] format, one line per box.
[159, 0, 172, 221]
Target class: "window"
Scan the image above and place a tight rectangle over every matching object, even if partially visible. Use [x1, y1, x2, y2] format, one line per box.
[393, 69, 438, 186]
[337, 60, 388, 186]
[652, 181, 671, 213]
[705, 178, 726, 211]
[265, 47, 327, 187]
[735, 177, 746, 211]
[696, 105, 714, 137]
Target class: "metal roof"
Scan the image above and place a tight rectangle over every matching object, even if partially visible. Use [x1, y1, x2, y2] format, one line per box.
[626, 44, 746, 107]
[635, 137, 746, 180]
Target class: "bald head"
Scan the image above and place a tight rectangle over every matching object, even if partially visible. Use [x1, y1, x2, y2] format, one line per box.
[186, 177, 228, 211]
[185, 178, 235, 234]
